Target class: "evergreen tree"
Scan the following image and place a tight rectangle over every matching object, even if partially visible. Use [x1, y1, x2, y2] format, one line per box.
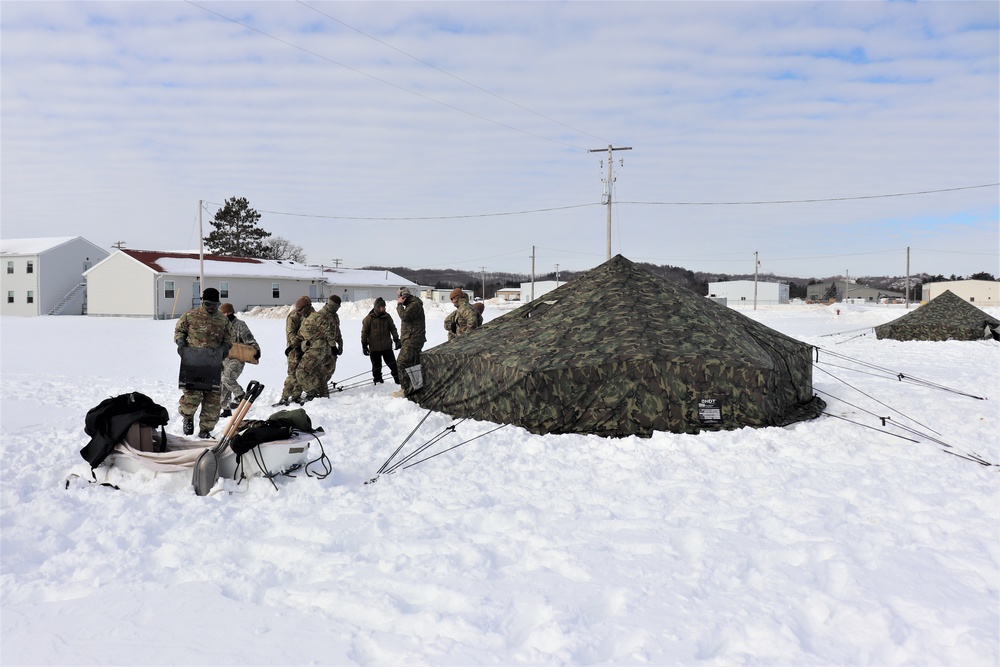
[204, 197, 271, 258]
[823, 283, 839, 300]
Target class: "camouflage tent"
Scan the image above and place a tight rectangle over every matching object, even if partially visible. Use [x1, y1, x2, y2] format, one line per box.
[414, 255, 825, 437]
[874, 290, 1000, 342]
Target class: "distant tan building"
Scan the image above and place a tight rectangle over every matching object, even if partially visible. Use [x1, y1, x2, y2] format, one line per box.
[922, 279, 998, 306]
[805, 281, 904, 303]
[496, 287, 521, 301]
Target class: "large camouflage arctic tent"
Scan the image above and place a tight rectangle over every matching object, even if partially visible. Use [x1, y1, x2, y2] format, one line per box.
[874, 289, 1000, 342]
[414, 255, 825, 437]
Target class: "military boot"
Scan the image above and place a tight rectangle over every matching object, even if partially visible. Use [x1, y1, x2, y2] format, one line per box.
[182, 415, 194, 436]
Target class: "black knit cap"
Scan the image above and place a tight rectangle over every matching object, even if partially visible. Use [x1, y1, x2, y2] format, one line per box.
[202, 288, 220, 303]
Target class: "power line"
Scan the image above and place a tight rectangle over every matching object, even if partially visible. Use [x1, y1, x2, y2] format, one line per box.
[204, 201, 599, 221]
[206, 182, 995, 223]
[617, 183, 999, 206]
[296, 0, 609, 145]
[185, 1, 589, 150]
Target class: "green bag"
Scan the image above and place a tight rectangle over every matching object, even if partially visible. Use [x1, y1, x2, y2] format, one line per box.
[267, 408, 314, 432]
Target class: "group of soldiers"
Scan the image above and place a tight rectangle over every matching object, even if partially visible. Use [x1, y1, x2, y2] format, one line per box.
[275, 294, 345, 406]
[174, 285, 484, 437]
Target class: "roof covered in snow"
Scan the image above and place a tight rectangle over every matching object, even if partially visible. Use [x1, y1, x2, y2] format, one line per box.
[116, 249, 416, 287]
[0, 236, 89, 255]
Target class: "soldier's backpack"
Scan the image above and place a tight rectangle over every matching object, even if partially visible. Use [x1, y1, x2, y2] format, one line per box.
[80, 392, 170, 469]
[267, 408, 314, 432]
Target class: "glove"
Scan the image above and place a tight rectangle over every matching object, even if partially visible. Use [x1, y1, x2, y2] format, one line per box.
[394, 340, 401, 350]
[337, 345, 344, 356]
[176, 338, 187, 356]
[219, 343, 231, 358]
[362, 344, 370, 356]
[253, 349, 261, 361]
[284, 344, 295, 357]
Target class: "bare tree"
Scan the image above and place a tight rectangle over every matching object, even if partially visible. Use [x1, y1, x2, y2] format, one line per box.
[265, 236, 307, 263]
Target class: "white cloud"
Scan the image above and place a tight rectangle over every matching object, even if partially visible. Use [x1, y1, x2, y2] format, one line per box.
[1, 1, 996, 278]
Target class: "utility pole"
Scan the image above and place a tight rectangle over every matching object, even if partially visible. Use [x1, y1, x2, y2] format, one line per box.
[905, 247, 911, 309]
[587, 144, 632, 260]
[480, 266, 486, 300]
[753, 251, 759, 311]
[331, 258, 342, 268]
[555, 264, 560, 288]
[111, 241, 127, 250]
[530, 246, 536, 302]
[198, 199, 204, 293]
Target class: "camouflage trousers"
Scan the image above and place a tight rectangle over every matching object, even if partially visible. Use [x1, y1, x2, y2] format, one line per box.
[396, 339, 423, 393]
[220, 359, 246, 408]
[179, 388, 222, 432]
[324, 354, 338, 387]
[295, 347, 332, 398]
[281, 350, 302, 401]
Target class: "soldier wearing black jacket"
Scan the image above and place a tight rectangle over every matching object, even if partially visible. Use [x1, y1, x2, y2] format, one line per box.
[361, 297, 401, 385]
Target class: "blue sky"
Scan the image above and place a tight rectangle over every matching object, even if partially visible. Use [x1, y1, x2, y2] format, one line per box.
[2, 1, 997, 279]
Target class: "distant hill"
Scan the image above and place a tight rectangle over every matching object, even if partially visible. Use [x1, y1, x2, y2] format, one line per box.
[363, 264, 995, 301]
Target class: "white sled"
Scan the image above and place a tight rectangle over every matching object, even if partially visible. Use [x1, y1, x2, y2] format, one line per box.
[106, 430, 316, 481]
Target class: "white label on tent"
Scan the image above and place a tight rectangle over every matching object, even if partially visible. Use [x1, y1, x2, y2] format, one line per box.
[698, 398, 723, 424]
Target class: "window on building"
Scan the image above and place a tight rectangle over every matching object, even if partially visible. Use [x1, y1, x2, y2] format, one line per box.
[272, 283, 280, 298]
[27, 291, 34, 304]
[6, 261, 12, 274]
[7, 291, 13, 304]
[970, 296, 975, 302]
[26, 261, 33, 274]
[219, 282, 229, 299]
[164, 281, 175, 299]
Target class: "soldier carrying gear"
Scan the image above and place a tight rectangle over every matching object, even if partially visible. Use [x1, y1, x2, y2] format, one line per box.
[174, 287, 233, 438]
[218, 303, 260, 418]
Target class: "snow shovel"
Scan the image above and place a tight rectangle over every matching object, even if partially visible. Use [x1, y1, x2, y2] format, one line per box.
[192, 380, 264, 496]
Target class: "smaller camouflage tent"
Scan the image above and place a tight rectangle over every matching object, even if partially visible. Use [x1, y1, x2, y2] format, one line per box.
[875, 290, 1000, 341]
[414, 255, 825, 437]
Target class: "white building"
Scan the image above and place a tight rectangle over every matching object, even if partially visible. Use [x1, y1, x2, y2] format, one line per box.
[0, 236, 109, 316]
[922, 279, 998, 306]
[421, 288, 474, 305]
[84, 249, 418, 318]
[519, 280, 564, 303]
[708, 280, 790, 306]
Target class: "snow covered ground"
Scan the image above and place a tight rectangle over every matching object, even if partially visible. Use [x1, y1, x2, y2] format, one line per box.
[2, 300, 997, 666]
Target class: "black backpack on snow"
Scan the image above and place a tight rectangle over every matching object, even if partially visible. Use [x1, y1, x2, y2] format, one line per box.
[80, 392, 170, 469]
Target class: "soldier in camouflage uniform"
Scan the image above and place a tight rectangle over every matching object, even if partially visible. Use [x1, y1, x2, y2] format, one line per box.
[218, 303, 260, 418]
[295, 298, 339, 401]
[393, 286, 426, 397]
[174, 287, 233, 438]
[275, 297, 309, 406]
[320, 295, 345, 390]
[444, 288, 479, 342]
